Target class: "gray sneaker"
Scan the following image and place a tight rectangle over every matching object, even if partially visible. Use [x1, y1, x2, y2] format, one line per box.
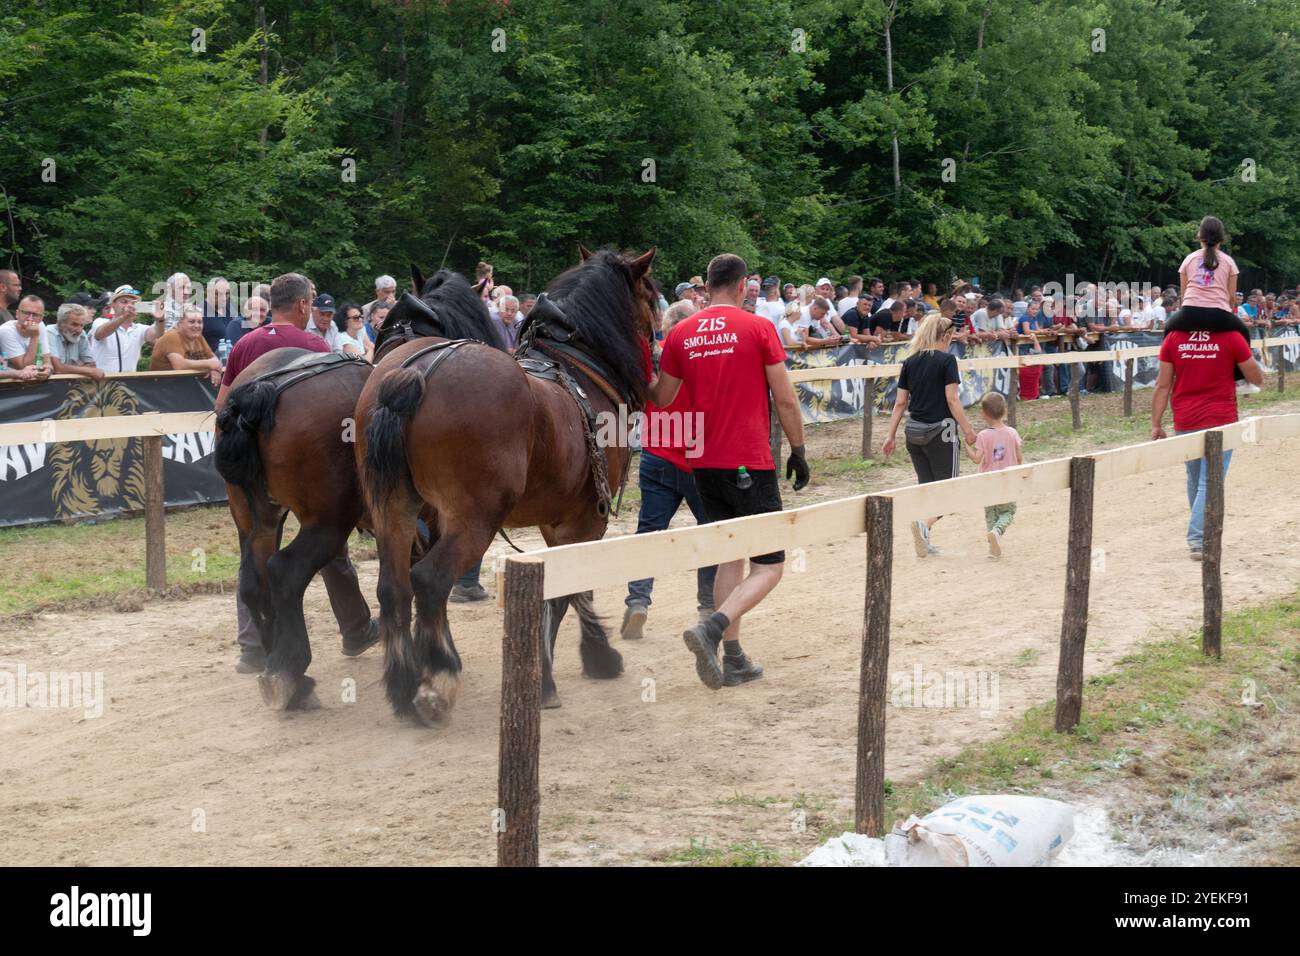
[1190, 548, 1204, 561]
[449, 583, 490, 603]
[621, 604, 648, 641]
[235, 647, 266, 674]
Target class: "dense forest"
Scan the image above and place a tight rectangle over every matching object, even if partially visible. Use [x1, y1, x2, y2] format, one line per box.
[2, 0, 1298, 302]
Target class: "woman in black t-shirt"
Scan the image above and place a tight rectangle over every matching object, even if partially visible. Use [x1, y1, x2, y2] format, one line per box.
[881, 312, 978, 557]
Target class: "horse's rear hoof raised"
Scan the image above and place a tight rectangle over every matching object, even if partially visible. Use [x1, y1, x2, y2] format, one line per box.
[412, 671, 460, 725]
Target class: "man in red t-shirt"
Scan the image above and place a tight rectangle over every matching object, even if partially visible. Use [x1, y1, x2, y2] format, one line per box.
[621, 366, 718, 640]
[648, 253, 809, 690]
[1152, 328, 1262, 559]
[215, 272, 331, 412]
[217, 272, 333, 673]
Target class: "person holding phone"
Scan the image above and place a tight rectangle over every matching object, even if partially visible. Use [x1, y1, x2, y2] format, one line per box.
[91, 285, 166, 373]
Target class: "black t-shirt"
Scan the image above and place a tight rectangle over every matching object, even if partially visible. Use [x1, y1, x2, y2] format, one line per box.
[871, 308, 902, 334]
[842, 307, 874, 334]
[898, 350, 960, 423]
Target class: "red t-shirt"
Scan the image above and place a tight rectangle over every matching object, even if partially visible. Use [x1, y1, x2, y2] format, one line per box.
[1158, 330, 1252, 432]
[659, 305, 786, 470]
[221, 322, 331, 386]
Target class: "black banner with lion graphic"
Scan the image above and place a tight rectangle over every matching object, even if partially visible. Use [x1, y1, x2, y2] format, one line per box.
[0, 375, 225, 527]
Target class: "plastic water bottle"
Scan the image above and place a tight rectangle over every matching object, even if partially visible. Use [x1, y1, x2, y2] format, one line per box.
[736, 465, 753, 490]
[218, 338, 231, 366]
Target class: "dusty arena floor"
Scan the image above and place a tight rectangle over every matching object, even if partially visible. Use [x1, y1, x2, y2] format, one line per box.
[6, 413, 1300, 865]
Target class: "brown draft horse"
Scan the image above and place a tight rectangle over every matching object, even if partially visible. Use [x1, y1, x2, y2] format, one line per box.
[355, 247, 658, 723]
[213, 270, 504, 710]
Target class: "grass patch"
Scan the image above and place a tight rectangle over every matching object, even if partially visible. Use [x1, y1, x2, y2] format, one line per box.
[664, 838, 783, 867]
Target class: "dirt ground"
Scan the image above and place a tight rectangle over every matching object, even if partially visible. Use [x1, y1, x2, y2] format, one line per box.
[5, 409, 1300, 865]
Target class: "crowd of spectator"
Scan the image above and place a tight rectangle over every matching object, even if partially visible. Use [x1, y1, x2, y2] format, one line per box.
[3, 263, 1298, 401]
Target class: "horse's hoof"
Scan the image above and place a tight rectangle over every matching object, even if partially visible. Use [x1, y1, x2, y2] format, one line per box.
[412, 672, 460, 725]
[259, 671, 297, 711]
[296, 689, 322, 711]
[542, 689, 562, 709]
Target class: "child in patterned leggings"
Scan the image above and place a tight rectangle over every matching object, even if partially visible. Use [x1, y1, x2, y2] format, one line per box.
[965, 391, 1023, 558]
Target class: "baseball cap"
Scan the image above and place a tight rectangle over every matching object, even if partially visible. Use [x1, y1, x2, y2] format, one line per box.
[110, 285, 141, 300]
[689, 275, 704, 288]
[674, 282, 694, 297]
[313, 293, 337, 312]
[763, 276, 779, 288]
[67, 293, 95, 307]
[816, 277, 832, 287]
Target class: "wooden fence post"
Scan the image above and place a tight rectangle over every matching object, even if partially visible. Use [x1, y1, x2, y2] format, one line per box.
[1068, 356, 1082, 431]
[860, 378, 876, 459]
[769, 392, 781, 466]
[1055, 456, 1096, 733]
[1276, 345, 1286, 393]
[498, 555, 545, 867]
[1202, 431, 1224, 659]
[143, 435, 166, 590]
[1122, 358, 1134, 418]
[856, 494, 893, 837]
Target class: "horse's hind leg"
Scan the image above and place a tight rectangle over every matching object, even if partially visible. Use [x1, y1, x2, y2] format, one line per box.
[374, 502, 422, 719]
[407, 525, 492, 724]
[320, 541, 379, 656]
[260, 524, 345, 710]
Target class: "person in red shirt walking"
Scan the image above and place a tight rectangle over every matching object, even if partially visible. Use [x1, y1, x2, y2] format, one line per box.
[217, 272, 334, 672]
[648, 253, 809, 689]
[1152, 219, 1264, 560]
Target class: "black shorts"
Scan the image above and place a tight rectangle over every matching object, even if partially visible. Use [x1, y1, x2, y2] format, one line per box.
[692, 467, 785, 564]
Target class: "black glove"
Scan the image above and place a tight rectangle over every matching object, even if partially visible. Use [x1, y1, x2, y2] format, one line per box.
[786, 444, 810, 491]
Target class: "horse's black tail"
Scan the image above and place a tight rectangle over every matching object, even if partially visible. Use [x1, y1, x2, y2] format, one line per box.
[214, 379, 280, 498]
[362, 367, 426, 507]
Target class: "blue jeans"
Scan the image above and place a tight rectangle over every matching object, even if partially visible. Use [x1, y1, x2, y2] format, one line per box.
[626, 451, 717, 610]
[1181, 438, 1233, 549]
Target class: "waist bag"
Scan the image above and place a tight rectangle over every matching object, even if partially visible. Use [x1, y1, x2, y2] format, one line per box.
[905, 418, 951, 446]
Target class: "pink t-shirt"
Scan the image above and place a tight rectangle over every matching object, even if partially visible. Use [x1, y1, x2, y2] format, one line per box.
[975, 425, 1021, 473]
[1179, 248, 1239, 312]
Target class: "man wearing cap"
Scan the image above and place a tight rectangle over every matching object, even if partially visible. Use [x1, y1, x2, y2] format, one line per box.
[674, 281, 699, 307]
[91, 285, 166, 373]
[363, 275, 398, 321]
[308, 293, 342, 351]
[648, 252, 810, 691]
[815, 277, 835, 303]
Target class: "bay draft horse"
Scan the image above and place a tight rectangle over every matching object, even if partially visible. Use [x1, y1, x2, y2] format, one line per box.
[355, 247, 658, 723]
[213, 270, 504, 710]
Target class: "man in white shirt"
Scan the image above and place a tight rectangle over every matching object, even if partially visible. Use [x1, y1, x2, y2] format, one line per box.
[815, 277, 835, 305]
[753, 277, 787, 329]
[91, 285, 166, 373]
[0, 295, 55, 374]
[837, 276, 863, 316]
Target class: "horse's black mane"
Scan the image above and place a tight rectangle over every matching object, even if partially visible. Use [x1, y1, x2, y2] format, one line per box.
[375, 269, 505, 354]
[543, 250, 649, 404]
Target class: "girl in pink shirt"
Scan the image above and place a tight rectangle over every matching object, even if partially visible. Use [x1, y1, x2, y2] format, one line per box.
[965, 392, 1023, 558]
[1177, 216, 1239, 315]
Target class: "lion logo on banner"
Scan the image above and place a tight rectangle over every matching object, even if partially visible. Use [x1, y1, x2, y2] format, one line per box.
[48, 380, 147, 518]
